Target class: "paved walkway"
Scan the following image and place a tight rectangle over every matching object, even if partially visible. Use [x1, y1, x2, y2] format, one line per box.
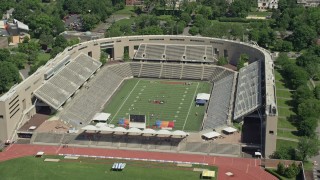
[0, 144, 277, 180]
[277, 137, 299, 142]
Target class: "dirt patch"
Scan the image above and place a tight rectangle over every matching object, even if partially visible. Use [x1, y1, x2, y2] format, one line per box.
[36, 120, 70, 133]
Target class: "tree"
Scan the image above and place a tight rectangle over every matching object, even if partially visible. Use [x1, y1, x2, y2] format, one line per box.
[53, 35, 68, 49]
[296, 137, 319, 161]
[0, 61, 20, 94]
[100, 51, 107, 65]
[189, 27, 199, 36]
[229, 0, 250, 18]
[271, 146, 296, 160]
[284, 163, 300, 178]
[180, 12, 191, 24]
[294, 85, 314, 105]
[315, 85, 320, 100]
[123, 48, 130, 61]
[277, 162, 286, 175]
[39, 33, 54, 48]
[298, 98, 320, 119]
[217, 57, 228, 66]
[237, 54, 249, 70]
[298, 117, 317, 137]
[0, 49, 10, 62]
[291, 25, 317, 50]
[81, 14, 100, 31]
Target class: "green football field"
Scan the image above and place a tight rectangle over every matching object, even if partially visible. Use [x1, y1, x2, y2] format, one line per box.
[103, 78, 212, 131]
[0, 156, 217, 180]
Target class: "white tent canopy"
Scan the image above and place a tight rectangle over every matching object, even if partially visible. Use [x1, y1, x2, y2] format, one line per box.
[202, 132, 221, 139]
[196, 93, 210, 101]
[172, 130, 187, 136]
[112, 127, 127, 134]
[92, 113, 111, 121]
[82, 125, 98, 131]
[142, 128, 156, 134]
[156, 129, 172, 137]
[127, 127, 142, 135]
[223, 127, 237, 133]
[97, 125, 113, 132]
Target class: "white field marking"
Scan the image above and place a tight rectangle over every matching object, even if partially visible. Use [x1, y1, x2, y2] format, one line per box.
[182, 82, 199, 130]
[110, 80, 141, 123]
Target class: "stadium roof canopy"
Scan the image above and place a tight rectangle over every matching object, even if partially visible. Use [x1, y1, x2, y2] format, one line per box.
[34, 54, 101, 109]
[196, 93, 210, 101]
[202, 131, 221, 139]
[92, 113, 111, 121]
[223, 127, 237, 133]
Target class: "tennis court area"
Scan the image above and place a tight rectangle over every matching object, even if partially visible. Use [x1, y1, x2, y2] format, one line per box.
[104, 78, 212, 131]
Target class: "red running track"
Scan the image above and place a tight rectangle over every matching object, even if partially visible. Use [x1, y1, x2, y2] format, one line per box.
[0, 144, 276, 180]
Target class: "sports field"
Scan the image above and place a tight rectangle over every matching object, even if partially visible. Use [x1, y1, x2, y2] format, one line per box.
[0, 156, 217, 180]
[104, 78, 212, 131]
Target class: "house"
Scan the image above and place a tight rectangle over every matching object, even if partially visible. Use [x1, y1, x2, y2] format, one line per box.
[5, 19, 30, 44]
[258, 0, 278, 9]
[297, 0, 320, 7]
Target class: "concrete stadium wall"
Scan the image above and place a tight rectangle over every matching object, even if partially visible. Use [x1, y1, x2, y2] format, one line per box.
[0, 35, 276, 158]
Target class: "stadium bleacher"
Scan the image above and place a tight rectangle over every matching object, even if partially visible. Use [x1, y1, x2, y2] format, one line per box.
[59, 66, 128, 128]
[34, 54, 101, 109]
[234, 61, 262, 120]
[203, 74, 236, 129]
[134, 44, 216, 62]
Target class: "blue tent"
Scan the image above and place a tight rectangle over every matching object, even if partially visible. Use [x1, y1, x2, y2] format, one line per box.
[196, 99, 206, 105]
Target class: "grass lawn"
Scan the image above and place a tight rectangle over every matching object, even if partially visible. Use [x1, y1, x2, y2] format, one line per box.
[277, 117, 297, 130]
[276, 139, 298, 151]
[274, 70, 283, 81]
[248, 11, 272, 17]
[277, 129, 300, 140]
[114, 6, 136, 15]
[266, 168, 295, 180]
[104, 78, 212, 131]
[276, 90, 293, 99]
[275, 81, 287, 90]
[37, 53, 51, 62]
[112, 18, 136, 27]
[276, 98, 293, 107]
[278, 107, 296, 118]
[303, 161, 313, 171]
[0, 156, 217, 180]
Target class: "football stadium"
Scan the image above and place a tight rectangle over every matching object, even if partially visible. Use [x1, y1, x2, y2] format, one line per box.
[0, 35, 277, 160]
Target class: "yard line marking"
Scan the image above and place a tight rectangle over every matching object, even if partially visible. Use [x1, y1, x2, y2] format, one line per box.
[182, 82, 199, 130]
[110, 80, 141, 123]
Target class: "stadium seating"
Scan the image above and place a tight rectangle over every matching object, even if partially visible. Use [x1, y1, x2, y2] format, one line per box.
[134, 43, 217, 62]
[144, 44, 165, 60]
[59, 66, 125, 128]
[134, 44, 146, 59]
[139, 63, 162, 78]
[161, 63, 182, 79]
[210, 143, 240, 155]
[34, 54, 101, 109]
[32, 133, 64, 144]
[185, 46, 206, 61]
[130, 63, 142, 77]
[181, 65, 203, 80]
[203, 74, 236, 129]
[108, 63, 133, 78]
[234, 61, 262, 119]
[164, 45, 185, 60]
